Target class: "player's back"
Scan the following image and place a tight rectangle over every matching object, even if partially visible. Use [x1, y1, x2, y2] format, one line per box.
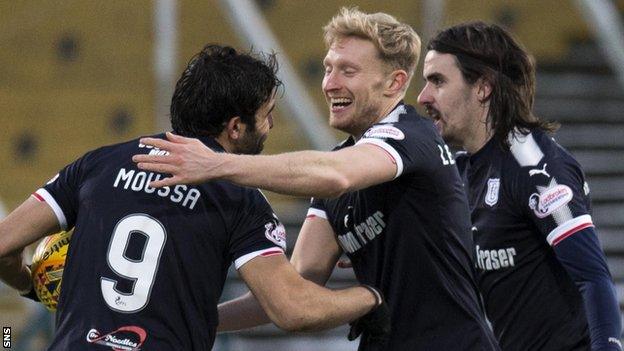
[37, 134, 284, 350]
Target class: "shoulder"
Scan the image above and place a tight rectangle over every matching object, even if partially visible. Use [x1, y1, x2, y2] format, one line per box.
[85, 134, 165, 164]
[509, 129, 584, 176]
[363, 104, 438, 143]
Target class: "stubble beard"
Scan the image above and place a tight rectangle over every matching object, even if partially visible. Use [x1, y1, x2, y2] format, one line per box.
[234, 129, 266, 155]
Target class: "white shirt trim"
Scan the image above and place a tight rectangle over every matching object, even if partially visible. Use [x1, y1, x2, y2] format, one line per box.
[307, 208, 328, 219]
[234, 247, 284, 269]
[546, 214, 593, 246]
[356, 138, 403, 179]
[378, 104, 406, 124]
[509, 131, 544, 167]
[34, 188, 68, 231]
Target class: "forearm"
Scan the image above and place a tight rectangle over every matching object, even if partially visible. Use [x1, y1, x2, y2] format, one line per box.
[221, 151, 350, 198]
[218, 291, 271, 332]
[266, 283, 376, 332]
[554, 229, 623, 350]
[0, 251, 31, 292]
[579, 280, 622, 351]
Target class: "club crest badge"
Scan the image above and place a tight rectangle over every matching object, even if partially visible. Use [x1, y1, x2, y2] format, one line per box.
[485, 178, 500, 207]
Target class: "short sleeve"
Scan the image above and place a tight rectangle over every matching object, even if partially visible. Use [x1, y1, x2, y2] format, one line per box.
[519, 156, 594, 247]
[306, 197, 329, 220]
[355, 106, 449, 179]
[229, 190, 286, 269]
[33, 155, 89, 231]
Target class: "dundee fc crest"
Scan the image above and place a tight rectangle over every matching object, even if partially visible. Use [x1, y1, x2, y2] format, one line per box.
[485, 178, 500, 207]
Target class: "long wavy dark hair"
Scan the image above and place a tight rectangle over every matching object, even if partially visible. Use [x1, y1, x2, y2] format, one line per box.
[427, 21, 558, 148]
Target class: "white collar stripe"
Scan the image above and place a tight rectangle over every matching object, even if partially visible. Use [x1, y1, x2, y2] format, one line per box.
[378, 104, 406, 124]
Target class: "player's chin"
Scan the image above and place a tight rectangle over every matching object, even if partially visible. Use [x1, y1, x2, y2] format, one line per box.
[329, 115, 352, 132]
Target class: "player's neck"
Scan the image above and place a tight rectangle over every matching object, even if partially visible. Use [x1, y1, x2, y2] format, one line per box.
[215, 135, 234, 154]
[374, 95, 404, 125]
[464, 122, 493, 154]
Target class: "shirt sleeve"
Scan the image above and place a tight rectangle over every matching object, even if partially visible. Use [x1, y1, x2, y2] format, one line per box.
[553, 227, 623, 351]
[355, 118, 452, 179]
[33, 154, 91, 231]
[519, 154, 594, 246]
[307, 197, 329, 220]
[229, 189, 286, 270]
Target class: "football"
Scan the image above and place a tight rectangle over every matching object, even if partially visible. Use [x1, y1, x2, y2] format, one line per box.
[31, 231, 73, 311]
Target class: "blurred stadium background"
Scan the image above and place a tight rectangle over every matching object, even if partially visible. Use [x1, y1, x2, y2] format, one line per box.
[1, 0, 623, 350]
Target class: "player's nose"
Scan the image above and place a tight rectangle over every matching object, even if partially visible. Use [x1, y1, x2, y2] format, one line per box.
[417, 84, 433, 105]
[322, 71, 341, 92]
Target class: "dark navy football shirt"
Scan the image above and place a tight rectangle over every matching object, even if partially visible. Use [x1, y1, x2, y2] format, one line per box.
[34, 135, 286, 350]
[309, 104, 500, 351]
[456, 129, 594, 350]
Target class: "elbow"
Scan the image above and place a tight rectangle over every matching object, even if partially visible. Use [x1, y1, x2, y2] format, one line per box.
[267, 295, 323, 332]
[275, 317, 304, 332]
[274, 313, 319, 333]
[322, 173, 352, 199]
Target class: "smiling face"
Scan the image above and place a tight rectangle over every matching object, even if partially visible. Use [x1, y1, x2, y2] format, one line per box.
[417, 50, 486, 149]
[322, 36, 392, 137]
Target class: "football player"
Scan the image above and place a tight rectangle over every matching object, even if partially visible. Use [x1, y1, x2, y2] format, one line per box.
[417, 22, 622, 350]
[133, 8, 500, 351]
[0, 44, 388, 350]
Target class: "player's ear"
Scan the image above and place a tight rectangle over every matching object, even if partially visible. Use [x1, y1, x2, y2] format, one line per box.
[225, 116, 244, 140]
[476, 78, 493, 102]
[384, 69, 409, 97]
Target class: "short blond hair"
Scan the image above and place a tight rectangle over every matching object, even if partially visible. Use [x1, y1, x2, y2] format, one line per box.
[323, 7, 421, 78]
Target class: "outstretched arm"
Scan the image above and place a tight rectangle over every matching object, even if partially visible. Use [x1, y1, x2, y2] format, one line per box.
[0, 196, 60, 292]
[218, 215, 343, 332]
[133, 132, 396, 198]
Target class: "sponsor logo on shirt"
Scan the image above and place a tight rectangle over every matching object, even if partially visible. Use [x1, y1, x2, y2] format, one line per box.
[264, 214, 287, 250]
[528, 182, 573, 218]
[485, 178, 500, 207]
[362, 125, 405, 140]
[528, 163, 550, 178]
[86, 326, 147, 350]
[337, 211, 386, 254]
[475, 245, 517, 271]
